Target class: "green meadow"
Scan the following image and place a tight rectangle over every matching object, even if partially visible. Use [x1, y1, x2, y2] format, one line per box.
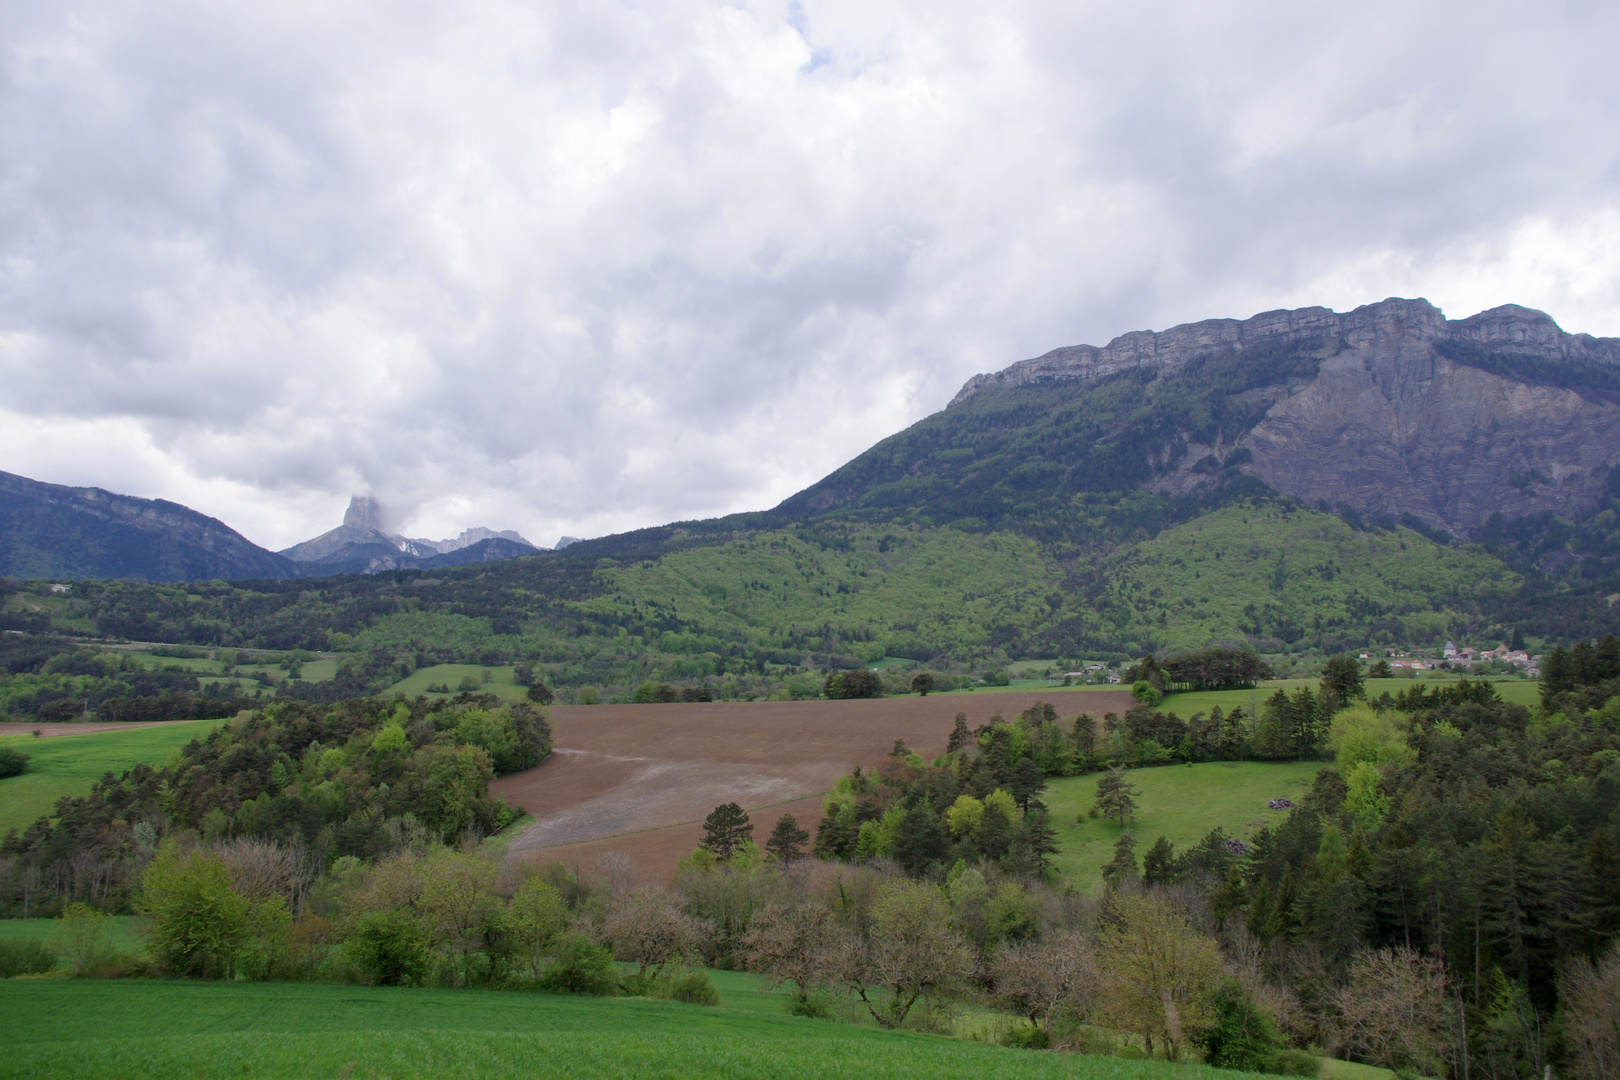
[386, 664, 532, 702]
[0, 719, 222, 835]
[0, 917, 150, 963]
[1157, 675, 1540, 719]
[1045, 761, 1323, 892]
[0, 978, 1285, 1080]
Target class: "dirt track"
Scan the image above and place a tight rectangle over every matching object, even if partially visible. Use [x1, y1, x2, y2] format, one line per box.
[492, 689, 1136, 883]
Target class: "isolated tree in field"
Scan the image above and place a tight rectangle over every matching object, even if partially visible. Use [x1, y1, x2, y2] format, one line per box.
[946, 711, 973, 752]
[603, 888, 702, 981]
[699, 802, 754, 859]
[140, 844, 249, 979]
[1334, 947, 1450, 1075]
[740, 899, 839, 1009]
[991, 929, 1098, 1034]
[1368, 658, 1392, 678]
[1009, 757, 1047, 812]
[1092, 765, 1139, 827]
[1096, 892, 1223, 1061]
[419, 848, 498, 986]
[911, 672, 936, 696]
[1102, 830, 1139, 890]
[504, 875, 568, 979]
[1320, 653, 1364, 704]
[836, 878, 974, 1029]
[1142, 835, 1177, 887]
[764, 813, 810, 863]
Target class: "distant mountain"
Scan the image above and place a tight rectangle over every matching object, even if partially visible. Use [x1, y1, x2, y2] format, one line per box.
[0, 471, 295, 582]
[279, 496, 540, 575]
[780, 298, 1620, 578]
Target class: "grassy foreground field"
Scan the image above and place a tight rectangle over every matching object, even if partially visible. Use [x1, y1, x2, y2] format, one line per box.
[1046, 761, 1322, 891]
[0, 917, 150, 963]
[0, 719, 222, 835]
[0, 979, 1280, 1080]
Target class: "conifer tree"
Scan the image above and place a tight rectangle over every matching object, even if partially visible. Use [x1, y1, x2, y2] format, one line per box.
[1009, 757, 1047, 812]
[699, 802, 753, 860]
[1102, 830, 1139, 889]
[1091, 765, 1139, 827]
[946, 712, 973, 753]
[1142, 835, 1176, 887]
[1021, 801, 1059, 877]
[764, 813, 809, 864]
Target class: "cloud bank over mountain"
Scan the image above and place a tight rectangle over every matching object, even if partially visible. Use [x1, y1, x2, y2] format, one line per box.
[3, 0, 1619, 549]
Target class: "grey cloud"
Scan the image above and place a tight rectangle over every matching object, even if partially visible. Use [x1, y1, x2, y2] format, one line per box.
[3, 0, 1620, 549]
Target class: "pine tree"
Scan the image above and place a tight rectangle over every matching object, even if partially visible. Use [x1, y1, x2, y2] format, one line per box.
[699, 802, 753, 859]
[1021, 801, 1060, 877]
[891, 803, 950, 874]
[1142, 835, 1177, 887]
[1102, 830, 1139, 889]
[1092, 765, 1139, 827]
[765, 813, 810, 864]
[946, 711, 973, 753]
[1540, 645, 1575, 706]
[977, 801, 1014, 861]
[1009, 757, 1047, 812]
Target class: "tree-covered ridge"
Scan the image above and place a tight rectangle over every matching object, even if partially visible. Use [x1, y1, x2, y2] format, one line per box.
[1, 502, 1528, 694]
[1046, 503, 1521, 655]
[1, 693, 549, 913]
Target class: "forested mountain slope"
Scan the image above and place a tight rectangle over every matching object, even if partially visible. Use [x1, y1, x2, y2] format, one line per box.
[0, 471, 295, 582]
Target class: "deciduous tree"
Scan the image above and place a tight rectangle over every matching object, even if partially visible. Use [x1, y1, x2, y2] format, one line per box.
[1096, 893, 1223, 1061]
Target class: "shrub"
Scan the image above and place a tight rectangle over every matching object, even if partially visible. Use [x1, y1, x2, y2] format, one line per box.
[345, 909, 434, 986]
[1001, 1020, 1050, 1049]
[1196, 978, 1283, 1071]
[1268, 1049, 1321, 1075]
[650, 965, 720, 1006]
[786, 992, 833, 1018]
[0, 747, 29, 779]
[539, 933, 616, 995]
[0, 938, 56, 977]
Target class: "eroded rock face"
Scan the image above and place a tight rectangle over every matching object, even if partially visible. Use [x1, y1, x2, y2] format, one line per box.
[951, 298, 1620, 537]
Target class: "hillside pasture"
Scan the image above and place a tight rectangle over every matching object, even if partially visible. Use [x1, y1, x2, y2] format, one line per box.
[0, 719, 222, 835]
[497, 691, 1135, 883]
[0, 978, 1282, 1080]
[1045, 761, 1323, 892]
[1159, 675, 1541, 720]
[388, 663, 532, 703]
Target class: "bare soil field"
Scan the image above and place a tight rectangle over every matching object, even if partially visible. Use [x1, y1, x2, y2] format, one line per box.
[493, 690, 1135, 882]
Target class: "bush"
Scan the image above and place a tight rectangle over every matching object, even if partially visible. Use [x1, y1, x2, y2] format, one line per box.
[0, 938, 56, 977]
[1196, 978, 1284, 1071]
[650, 965, 720, 1006]
[538, 933, 616, 995]
[1268, 1049, 1320, 1075]
[1001, 1020, 1050, 1049]
[345, 909, 434, 986]
[0, 747, 29, 779]
[785, 992, 833, 1018]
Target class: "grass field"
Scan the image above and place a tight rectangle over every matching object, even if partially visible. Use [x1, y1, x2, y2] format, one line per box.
[0, 719, 222, 835]
[0, 978, 1287, 1080]
[1045, 761, 1323, 891]
[1159, 676, 1541, 719]
[387, 664, 532, 703]
[0, 917, 150, 963]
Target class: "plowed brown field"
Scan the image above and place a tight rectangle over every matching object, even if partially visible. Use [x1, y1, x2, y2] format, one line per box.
[492, 689, 1135, 883]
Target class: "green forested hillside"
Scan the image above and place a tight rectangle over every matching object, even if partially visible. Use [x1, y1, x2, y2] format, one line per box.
[1044, 504, 1521, 655]
[2, 502, 1524, 698]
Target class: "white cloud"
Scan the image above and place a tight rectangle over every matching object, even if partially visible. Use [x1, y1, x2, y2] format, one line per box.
[3, 0, 1619, 550]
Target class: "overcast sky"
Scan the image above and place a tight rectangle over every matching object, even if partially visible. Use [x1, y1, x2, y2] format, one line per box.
[4, 0, 1619, 551]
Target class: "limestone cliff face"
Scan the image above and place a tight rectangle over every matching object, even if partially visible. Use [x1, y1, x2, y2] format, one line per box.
[950, 298, 1620, 538]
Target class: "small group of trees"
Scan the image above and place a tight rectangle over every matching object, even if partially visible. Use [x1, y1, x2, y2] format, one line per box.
[823, 668, 883, 699]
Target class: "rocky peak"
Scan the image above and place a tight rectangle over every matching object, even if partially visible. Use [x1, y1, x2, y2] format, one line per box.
[949, 298, 1620, 406]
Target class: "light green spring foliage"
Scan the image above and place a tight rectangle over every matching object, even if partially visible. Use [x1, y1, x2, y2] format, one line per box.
[139, 845, 250, 979]
[1330, 703, 1416, 770]
[1343, 763, 1391, 831]
[946, 794, 984, 838]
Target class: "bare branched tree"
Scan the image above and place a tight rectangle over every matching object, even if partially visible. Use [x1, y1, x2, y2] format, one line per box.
[1333, 946, 1451, 1076]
